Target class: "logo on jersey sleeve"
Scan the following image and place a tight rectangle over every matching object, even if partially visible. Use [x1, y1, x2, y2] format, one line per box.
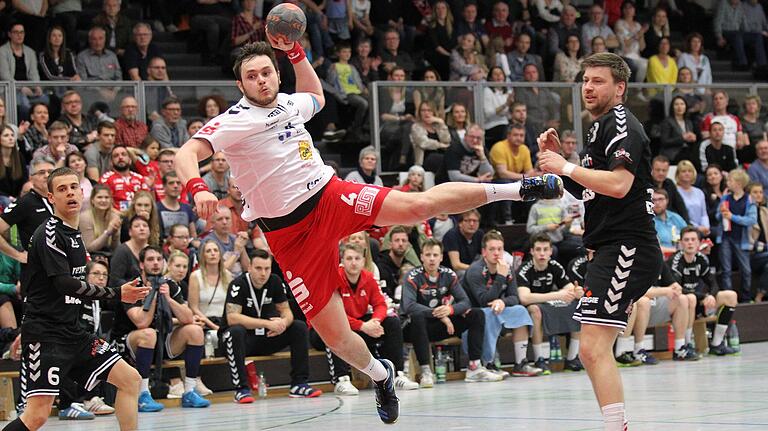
[612, 148, 633, 164]
[197, 122, 220, 136]
[298, 141, 313, 161]
[355, 187, 379, 216]
[587, 122, 599, 143]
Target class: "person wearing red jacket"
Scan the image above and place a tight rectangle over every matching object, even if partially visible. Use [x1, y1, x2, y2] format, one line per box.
[310, 243, 419, 395]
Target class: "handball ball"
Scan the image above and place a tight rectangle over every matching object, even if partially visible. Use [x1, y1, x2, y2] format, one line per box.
[266, 3, 307, 44]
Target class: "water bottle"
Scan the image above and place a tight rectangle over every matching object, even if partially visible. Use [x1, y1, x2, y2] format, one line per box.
[549, 336, 561, 361]
[435, 346, 447, 383]
[258, 371, 268, 398]
[204, 331, 215, 358]
[727, 320, 740, 352]
[493, 351, 502, 370]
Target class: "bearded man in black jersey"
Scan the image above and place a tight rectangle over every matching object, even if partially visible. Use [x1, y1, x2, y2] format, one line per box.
[3, 167, 149, 431]
[538, 53, 663, 430]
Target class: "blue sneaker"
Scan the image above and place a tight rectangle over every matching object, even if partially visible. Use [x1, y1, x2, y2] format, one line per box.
[288, 383, 323, 398]
[635, 349, 659, 365]
[138, 391, 164, 412]
[520, 174, 564, 201]
[59, 403, 95, 420]
[373, 359, 399, 424]
[182, 390, 211, 408]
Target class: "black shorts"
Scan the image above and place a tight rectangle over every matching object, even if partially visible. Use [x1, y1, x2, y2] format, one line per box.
[573, 243, 662, 329]
[22, 335, 121, 398]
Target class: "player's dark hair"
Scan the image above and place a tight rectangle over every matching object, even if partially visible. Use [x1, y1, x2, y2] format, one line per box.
[97, 121, 116, 135]
[680, 226, 700, 240]
[233, 41, 279, 81]
[422, 237, 444, 253]
[139, 245, 164, 263]
[581, 52, 631, 100]
[529, 233, 552, 249]
[248, 248, 272, 261]
[482, 230, 505, 249]
[46, 167, 78, 193]
[389, 225, 409, 238]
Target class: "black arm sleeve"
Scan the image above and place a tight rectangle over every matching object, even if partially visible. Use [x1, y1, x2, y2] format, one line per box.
[562, 176, 585, 198]
[53, 275, 119, 300]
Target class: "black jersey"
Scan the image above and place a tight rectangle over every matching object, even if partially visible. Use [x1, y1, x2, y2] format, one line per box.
[566, 255, 589, 286]
[110, 279, 185, 340]
[21, 216, 89, 344]
[667, 251, 717, 299]
[570, 104, 657, 249]
[223, 273, 287, 327]
[1, 189, 54, 251]
[516, 259, 570, 294]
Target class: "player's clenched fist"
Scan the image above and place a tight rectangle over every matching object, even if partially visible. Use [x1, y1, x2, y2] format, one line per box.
[194, 190, 219, 220]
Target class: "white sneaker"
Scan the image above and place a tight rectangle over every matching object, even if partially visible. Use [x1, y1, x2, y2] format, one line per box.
[333, 376, 359, 396]
[167, 381, 184, 399]
[82, 396, 115, 415]
[464, 365, 504, 383]
[394, 371, 419, 390]
[195, 377, 213, 397]
[419, 371, 434, 388]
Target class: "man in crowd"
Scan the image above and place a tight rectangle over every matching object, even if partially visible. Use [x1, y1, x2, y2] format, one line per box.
[698, 122, 739, 172]
[222, 249, 322, 403]
[669, 227, 739, 356]
[58, 91, 98, 150]
[202, 208, 250, 277]
[401, 239, 502, 386]
[651, 155, 690, 222]
[100, 145, 149, 211]
[123, 22, 163, 81]
[442, 209, 483, 274]
[311, 244, 419, 395]
[444, 124, 494, 183]
[490, 124, 537, 223]
[157, 171, 198, 240]
[514, 64, 561, 133]
[114, 96, 149, 148]
[509, 102, 539, 164]
[507, 33, 543, 82]
[219, 178, 249, 235]
[202, 152, 230, 200]
[462, 231, 542, 377]
[76, 25, 122, 81]
[151, 97, 189, 149]
[581, 4, 619, 54]
[377, 225, 413, 300]
[699, 90, 745, 151]
[85, 122, 118, 181]
[151, 149, 179, 201]
[32, 122, 78, 166]
[517, 234, 582, 374]
[548, 5, 581, 56]
[378, 28, 415, 78]
[110, 246, 210, 412]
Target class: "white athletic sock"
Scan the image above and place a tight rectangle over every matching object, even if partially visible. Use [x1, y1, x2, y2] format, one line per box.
[567, 339, 579, 360]
[541, 342, 551, 360]
[685, 328, 693, 345]
[184, 376, 196, 394]
[601, 402, 626, 431]
[633, 343, 643, 356]
[140, 378, 149, 393]
[532, 343, 542, 360]
[712, 324, 728, 346]
[420, 365, 432, 375]
[484, 183, 521, 203]
[674, 338, 685, 352]
[514, 341, 528, 364]
[362, 356, 389, 382]
[615, 336, 632, 357]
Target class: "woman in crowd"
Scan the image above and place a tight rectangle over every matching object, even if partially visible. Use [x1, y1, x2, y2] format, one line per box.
[591, 36, 608, 54]
[646, 37, 677, 93]
[0, 126, 26, 207]
[482, 66, 513, 148]
[197, 95, 228, 124]
[554, 34, 583, 82]
[65, 151, 93, 210]
[164, 223, 198, 282]
[643, 7, 670, 58]
[413, 68, 446, 121]
[120, 190, 161, 246]
[20, 102, 49, 159]
[486, 37, 511, 80]
[410, 100, 451, 171]
[703, 164, 727, 266]
[740, 95, 767, 149]
[38, 25, 80, 81]
[108, 215, 150, 287]
[349, 37, 380, 87]
[188, 240, 231, 332]
[346, 230, 381, 280]
[446, 102, 473, 144]
[614, 0, 648, 83]
[450, 32, 487, 82]
[80, 184, 121, 254]
[165, 250, 190, 299]
[660, 95, 697, 163]
[345, 146, 383, 186]
[677, 32, 712, 94]
[675, 160, 710, 236]
[394, 165, 426, 192]
[425, 1, 456, 81]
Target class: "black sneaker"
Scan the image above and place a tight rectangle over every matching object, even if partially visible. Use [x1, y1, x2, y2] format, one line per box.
[485, 363, 510, 378]
[709, 341, 737, 356]
[615, 352, 642, 367]
[673, 347, 700, 361]
[684, 343, 702, 360]
[520, 174, 564, 202]
[374, 359, 399, 424]
[634, 349, 659, 365]
[563, 356, 584, 371]
[534, 357, 551, 375]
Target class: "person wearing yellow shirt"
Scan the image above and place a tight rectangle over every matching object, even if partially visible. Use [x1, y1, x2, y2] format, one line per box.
[489, 124, 540, 223]
[646, 37, 677, 97]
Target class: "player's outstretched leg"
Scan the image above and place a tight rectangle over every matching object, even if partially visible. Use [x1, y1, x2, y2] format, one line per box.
[311, 293, 399, 424]
[375, 174, 563, 227]
[107, 359, 142, 430]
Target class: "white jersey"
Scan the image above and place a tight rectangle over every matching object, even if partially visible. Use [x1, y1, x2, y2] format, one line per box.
[193, 93, 333, 221]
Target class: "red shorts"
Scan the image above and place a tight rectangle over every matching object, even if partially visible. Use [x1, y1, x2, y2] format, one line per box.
[263, 177, 391, 320]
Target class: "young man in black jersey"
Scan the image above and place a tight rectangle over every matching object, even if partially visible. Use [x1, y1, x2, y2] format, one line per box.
[538, 52, 663, 430]
[517, 234, 583, 374]
[110, 245, 211, 412]
[669, 227, 738, 356]
[401, 238, 502, 385]
[4, 167, 149, 431]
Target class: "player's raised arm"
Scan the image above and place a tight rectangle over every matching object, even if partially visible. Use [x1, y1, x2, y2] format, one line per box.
[265, 29, 325, 110]
[176, 137, 218, 220]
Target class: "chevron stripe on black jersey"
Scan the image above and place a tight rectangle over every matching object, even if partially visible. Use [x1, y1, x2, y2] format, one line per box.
[603, 245, 635, 314]
[605, 105, 628, 156]
[45, 218, 66, 257]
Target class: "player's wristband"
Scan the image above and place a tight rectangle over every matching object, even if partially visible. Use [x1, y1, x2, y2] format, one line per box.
[562, 162, 577, 177]
[286, 42, 306, 64]
[187, 177, 210, 198]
